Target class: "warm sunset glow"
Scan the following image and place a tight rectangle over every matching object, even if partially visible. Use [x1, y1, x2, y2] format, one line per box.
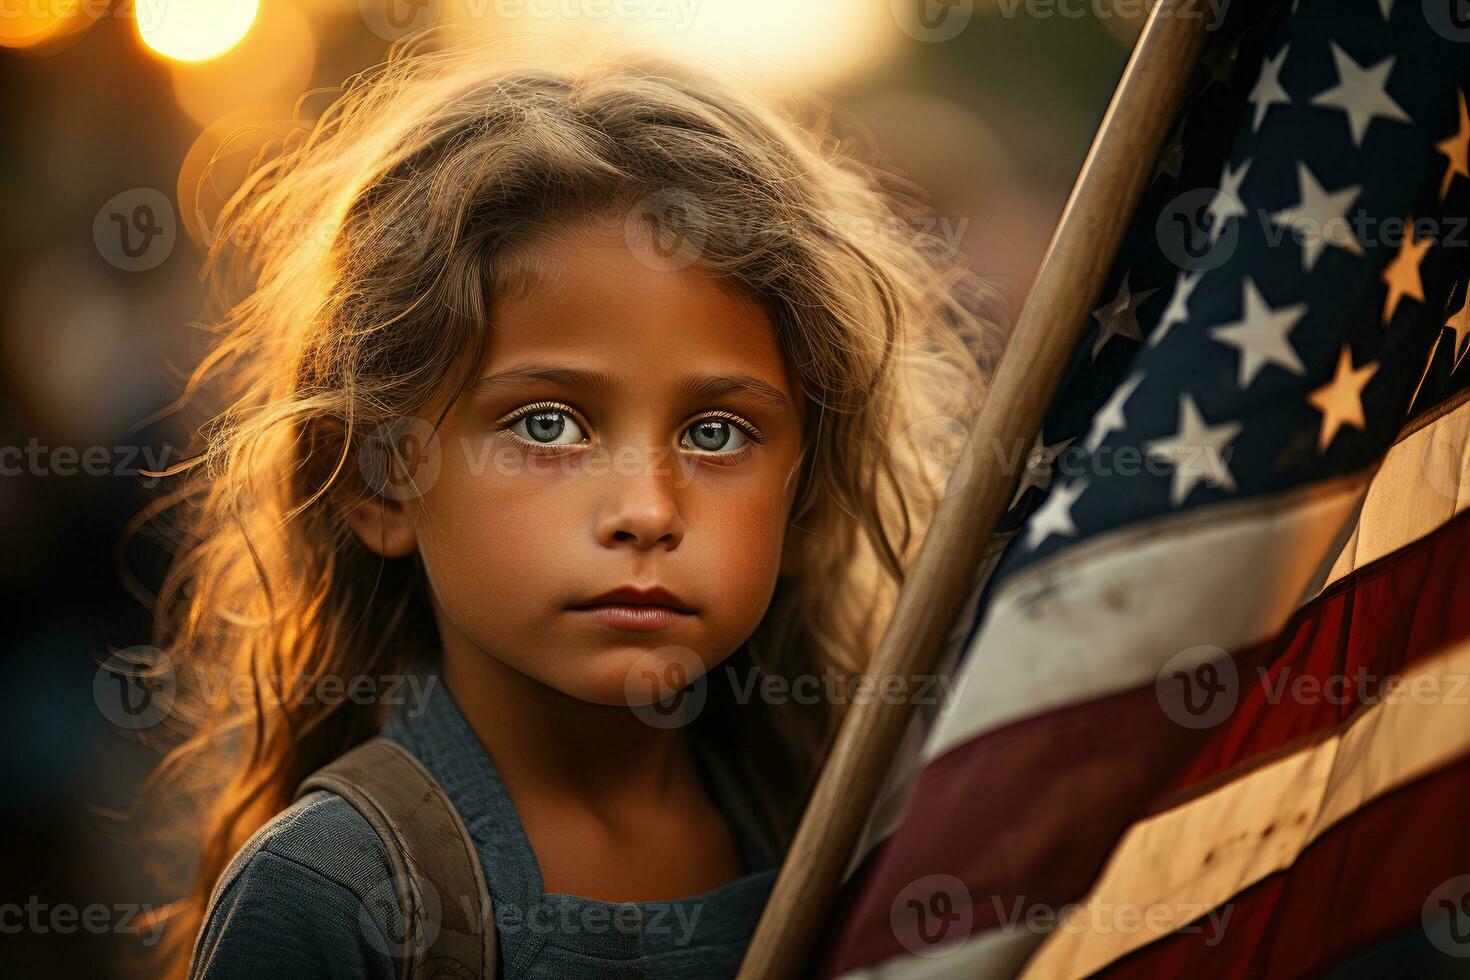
[653, 0, 895, 86]
[137, 0, 259, 62]
[444, 0, 897, 89]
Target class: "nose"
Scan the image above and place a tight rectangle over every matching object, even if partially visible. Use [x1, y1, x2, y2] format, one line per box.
[592, 448, 686, 552]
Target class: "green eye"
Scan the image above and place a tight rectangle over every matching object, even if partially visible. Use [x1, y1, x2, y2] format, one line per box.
[509, 409, 587, 446]
[682, 418, 752, 454]
[501, 402, 760, 456]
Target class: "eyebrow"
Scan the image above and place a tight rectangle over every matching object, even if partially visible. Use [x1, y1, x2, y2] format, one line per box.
[468, 363, 792, 412]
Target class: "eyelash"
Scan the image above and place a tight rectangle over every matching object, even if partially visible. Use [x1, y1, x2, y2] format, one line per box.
[495, 400, 766, 462]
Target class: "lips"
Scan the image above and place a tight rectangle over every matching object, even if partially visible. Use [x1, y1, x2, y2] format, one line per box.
[565, 586, 696, 633]
[568, 585, 695, 614]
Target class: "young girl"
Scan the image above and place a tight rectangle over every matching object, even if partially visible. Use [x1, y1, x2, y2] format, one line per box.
[142, 33, 999, 980]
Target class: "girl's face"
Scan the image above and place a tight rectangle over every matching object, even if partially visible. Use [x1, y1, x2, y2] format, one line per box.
[348, 216, 806, 706]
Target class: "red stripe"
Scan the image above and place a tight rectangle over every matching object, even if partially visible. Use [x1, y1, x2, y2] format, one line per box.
[1165, 511, 1470, 802]
[1097, 755, 1470, 979]
[818, 509, 1470, 977]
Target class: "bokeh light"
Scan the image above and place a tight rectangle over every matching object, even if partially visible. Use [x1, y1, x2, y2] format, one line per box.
[177, 109, 298, 248]
[0, 0, 93, 52]
[169, 0, 314, 127]
[137, 0, 260, 62]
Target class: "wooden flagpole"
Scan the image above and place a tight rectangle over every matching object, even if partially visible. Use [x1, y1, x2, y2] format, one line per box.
[736, 2, 1214, 976]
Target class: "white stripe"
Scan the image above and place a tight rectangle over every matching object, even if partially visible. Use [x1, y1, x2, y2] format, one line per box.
[926, 395, 1470, 766]
[843, 398, 1470, 887]
[1319, 395, 1470, 591]
[923, 478, 1365, 762]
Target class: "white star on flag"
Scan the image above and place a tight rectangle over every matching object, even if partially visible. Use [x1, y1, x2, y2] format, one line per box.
[1269, 162, 1363, 273]
[1310, 44, 1411, 147]
[1207, 158, 1252, 244]
[1150, 270, 1202, 349]
[1210, 278, 1309, 387]
[1083, 372, 1144, 453]
[1248, 46, 1292, 132]
[1024, 479, 1088, 550]
[1145, 395, 1242, 506]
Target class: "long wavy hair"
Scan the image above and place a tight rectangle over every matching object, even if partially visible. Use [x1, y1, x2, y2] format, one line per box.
[138, 32, 1003, 979]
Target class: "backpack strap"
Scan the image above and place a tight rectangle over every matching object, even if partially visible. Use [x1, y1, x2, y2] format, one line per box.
[294, 737, 496, 980]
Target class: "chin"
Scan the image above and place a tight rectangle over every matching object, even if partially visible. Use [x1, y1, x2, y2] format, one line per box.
[557, 642, 716, 708]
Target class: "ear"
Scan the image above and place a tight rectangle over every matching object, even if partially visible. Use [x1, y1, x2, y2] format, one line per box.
[334, 417, 443, 558]
[341, 492, 419, 558]
[336, 430, 423, 559]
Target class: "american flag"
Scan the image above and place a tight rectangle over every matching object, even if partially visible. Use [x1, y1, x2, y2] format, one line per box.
[817, 0, 1470, 976]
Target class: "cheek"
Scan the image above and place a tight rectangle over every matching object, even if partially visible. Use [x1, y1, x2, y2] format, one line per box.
[413, 449, 569, 634]
[686, 486, 789, 630]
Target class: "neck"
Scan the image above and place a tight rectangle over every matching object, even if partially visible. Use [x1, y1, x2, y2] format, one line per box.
[438, 634, 700, 814]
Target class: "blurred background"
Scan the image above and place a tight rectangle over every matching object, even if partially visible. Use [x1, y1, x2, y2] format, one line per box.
[0, 0, 1147, 974]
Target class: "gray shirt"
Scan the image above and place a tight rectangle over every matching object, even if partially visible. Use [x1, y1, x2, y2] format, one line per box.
[188, 675, 779, 979]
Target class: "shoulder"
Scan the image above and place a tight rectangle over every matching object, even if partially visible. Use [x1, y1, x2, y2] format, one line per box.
[189, 791, 401, 980]
[216, 789, 394, 897]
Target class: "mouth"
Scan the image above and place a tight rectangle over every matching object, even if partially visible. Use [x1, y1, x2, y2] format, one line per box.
[565, 586, 697, 632]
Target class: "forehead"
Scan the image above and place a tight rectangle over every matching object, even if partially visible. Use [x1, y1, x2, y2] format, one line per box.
[483, 219, 799, 405]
